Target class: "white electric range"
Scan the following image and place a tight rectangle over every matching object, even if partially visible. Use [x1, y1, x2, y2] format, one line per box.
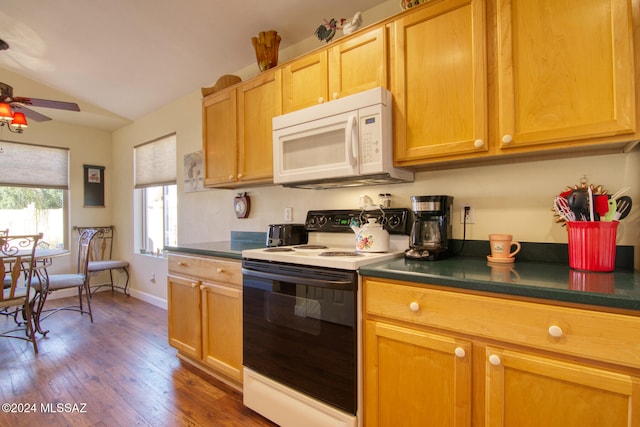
[241, 209, 411, 427]
[242, 208, 411, 270]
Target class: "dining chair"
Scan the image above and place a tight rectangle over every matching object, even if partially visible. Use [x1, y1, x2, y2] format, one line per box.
[76, 226, 130, 296]
[0, 229, 8, 289]
[34, 228, 98, 327]
[0, 233, 42, 353]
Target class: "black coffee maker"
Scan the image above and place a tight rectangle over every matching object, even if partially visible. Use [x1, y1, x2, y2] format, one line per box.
[405, 195, 454, 260]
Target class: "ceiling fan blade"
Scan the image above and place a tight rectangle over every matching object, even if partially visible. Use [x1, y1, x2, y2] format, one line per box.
[12, 96, 80, 112]
[11, 104, 52, 122]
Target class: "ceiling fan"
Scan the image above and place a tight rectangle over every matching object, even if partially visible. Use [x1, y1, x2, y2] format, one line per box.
[0, 81, 80, 122]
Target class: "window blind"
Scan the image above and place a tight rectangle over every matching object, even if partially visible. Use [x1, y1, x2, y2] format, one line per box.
[134, 133, 176, 189]
[0, 140, 69, 189]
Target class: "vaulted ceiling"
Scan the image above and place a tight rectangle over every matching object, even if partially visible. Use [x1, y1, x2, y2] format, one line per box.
[0, 0, 388, 131]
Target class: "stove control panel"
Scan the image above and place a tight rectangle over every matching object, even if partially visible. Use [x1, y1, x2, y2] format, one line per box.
[305, 209, 412, 235]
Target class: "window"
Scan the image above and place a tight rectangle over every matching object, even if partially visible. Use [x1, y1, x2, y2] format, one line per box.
[134, 134, 177, 253]
[0, 140, 69, 248]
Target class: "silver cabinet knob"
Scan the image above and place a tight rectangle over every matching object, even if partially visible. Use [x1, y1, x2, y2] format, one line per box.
[409, 301, 419, 312]
[489, 354, 502, 366]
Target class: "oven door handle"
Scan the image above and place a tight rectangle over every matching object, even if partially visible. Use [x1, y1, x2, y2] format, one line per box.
[242, 268, 355, 290]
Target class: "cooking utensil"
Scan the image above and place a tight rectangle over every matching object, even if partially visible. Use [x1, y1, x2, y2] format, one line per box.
[594, 194, 610, 216]
[566, 189, 588, 220]
[554, 196, 576, 222]
[602, 198, 617, 222]
[613, 196, 632, 221]
[610, 186, 630, 200]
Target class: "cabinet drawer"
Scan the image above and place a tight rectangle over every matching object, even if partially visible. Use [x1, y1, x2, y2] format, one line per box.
[168, 254, 242, 286]
[365, 278, 640, 369]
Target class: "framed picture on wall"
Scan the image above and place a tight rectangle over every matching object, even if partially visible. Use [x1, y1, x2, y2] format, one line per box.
[184, 150, 205, 192]
[83, 164, 105, 207]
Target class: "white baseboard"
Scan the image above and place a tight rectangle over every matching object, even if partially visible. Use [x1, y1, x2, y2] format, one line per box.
[129, 289, 167, 310]
[44, 287, 167, 310]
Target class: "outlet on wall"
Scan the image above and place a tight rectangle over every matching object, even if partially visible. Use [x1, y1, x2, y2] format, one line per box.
[460, 205, 475, 224]
[284, 207, 293, 222]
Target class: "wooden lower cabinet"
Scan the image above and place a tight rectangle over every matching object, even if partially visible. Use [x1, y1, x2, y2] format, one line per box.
[484, 346, 640, 427]
[167, 274, 201, 358]
[363, 277, 640, 426]
[201, 281, 242, 381]
[167, 253, 243, 387]
[364, 320, 472, 426]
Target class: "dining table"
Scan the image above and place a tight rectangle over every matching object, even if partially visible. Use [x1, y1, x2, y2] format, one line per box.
[1, 247, 70, 336]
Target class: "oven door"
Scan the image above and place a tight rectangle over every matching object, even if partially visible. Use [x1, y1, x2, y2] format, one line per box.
[242, 260, 358, 414]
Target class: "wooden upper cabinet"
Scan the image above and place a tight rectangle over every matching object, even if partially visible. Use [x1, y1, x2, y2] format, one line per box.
[202, 89, 237, 186]
[237, 69, 281, 184]
[328, 26, 388, 101]
[496, 0, 636, 150]
[282, 51, 328, 113]
[392, 0, 488, 164]
[202, 69, 280, 188]
[282, 25, 389, 114]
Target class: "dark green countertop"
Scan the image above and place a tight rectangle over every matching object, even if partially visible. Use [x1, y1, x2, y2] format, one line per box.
[360, 257, 640, 312]
[167, 234, 639, 312]
[165, 231, 266, 260]
[165, 241, 264, 260]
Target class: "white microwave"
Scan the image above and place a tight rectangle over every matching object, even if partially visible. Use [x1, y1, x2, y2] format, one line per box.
[272, 87, 414, 189]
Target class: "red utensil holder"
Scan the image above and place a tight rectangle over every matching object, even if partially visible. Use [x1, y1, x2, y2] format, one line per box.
[566, 221, 618, 272]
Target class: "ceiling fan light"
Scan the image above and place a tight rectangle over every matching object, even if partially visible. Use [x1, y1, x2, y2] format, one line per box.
[11, 112, 28, 128]
[0, 102, 13, 122]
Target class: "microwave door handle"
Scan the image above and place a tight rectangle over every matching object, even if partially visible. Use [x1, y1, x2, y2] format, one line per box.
[346, 115, 358, 166]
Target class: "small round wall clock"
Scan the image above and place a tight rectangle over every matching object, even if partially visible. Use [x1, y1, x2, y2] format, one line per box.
[234, 192, 250, 218]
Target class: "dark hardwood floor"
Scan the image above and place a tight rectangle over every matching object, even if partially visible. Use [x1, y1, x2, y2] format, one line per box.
[0, 292, 276, 426]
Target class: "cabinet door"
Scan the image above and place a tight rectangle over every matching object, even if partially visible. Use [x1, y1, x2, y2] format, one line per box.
[485, 346, 640, 427]
[237, 69, 281, 184]
[282, 51, 328, 113]
[392, 0, 488, 164]
[364, 320, 472, 427]
[201, 281, 243, 382]
[496, 0, 636, 150]
[167, 275, 201, 359]
[328, 25, 388, 100]
[202, 89, 237, 186]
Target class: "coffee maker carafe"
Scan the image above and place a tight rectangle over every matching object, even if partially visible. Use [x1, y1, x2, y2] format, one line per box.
[405, 195, 453, 260]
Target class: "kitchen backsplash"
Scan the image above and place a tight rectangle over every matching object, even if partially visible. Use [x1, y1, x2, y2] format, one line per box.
[177, 150, 639, 268]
